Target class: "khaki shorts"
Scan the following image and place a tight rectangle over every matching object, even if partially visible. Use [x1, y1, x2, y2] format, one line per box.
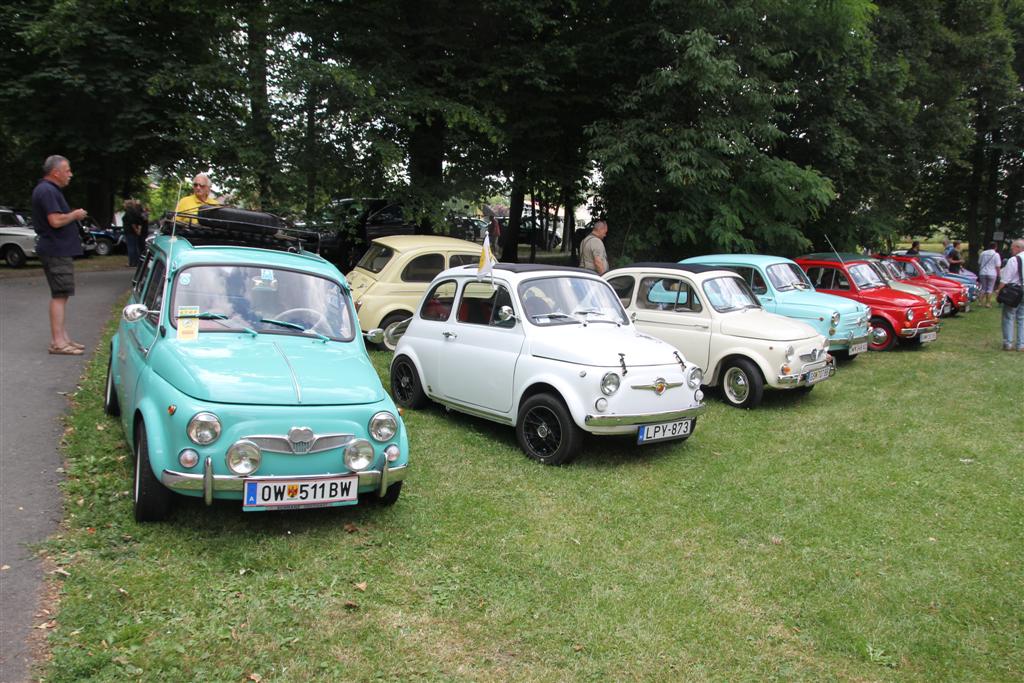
[40, 255, 75, 298]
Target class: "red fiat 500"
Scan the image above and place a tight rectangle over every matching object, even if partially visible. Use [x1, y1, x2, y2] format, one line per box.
[879, 254, 970, 315]
[795, 254, 939, 352]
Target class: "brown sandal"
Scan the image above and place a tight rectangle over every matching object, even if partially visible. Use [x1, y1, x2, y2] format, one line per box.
[48, 344, 84, 356]
[67, 340, 86, 350]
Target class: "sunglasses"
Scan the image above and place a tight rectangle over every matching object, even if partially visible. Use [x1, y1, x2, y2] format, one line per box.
[193, 183, 209, 188]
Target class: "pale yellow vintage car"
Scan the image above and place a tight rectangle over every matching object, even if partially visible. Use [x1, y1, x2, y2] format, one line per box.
[346, 235, 482, 349]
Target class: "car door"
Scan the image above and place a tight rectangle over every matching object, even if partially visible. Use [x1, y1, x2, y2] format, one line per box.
[118, 255, 165, 419]
[629, 273, 712, 370]
[410, 278, 458, 392]
[436, 281, 523, 413]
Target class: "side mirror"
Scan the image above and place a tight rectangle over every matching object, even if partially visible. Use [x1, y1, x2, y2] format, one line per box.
[497, 305, 517, 323]
[382, 317, 411, 347]
[364, 328, 385, 345]
[123, 303, 151, 322]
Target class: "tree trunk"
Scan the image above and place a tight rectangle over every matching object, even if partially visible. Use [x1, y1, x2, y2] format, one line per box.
[981, 130, 1001, 262]
[562, 186, 574, 258]
[964, 109, 986, 270]
[246, 2, 275, 208]
[506, 180, 526, 264]
[408, 112, 446, 233]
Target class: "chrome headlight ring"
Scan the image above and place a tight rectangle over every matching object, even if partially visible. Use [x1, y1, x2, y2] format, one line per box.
[601, 371, 621, 396]
[830, 311, 840, 326]
[685, 365, 703, 389]
[906, 308, 915, 321]
[226, 440, 262, 475]
[369, 411, 398, 442]
[187, 412, 221, 445]
[344, 439, 375, 471]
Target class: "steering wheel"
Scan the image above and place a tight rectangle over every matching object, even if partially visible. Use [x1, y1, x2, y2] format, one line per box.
[277, 307, 330, 334]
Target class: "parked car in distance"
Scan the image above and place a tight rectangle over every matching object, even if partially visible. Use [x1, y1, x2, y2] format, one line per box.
[85, 217, 125, 256]
[606, 263, 834, 409]
[391, 263, 707, 465]
[680, 254, 871, 358]
[313, 198, 418, 270]
[347, 235, 483, 350]
[893, 250, 979, 300]
[880, 254, 970, 314]
[796, 253, 939, 352]
[105, 207, 408, 521]
[0, 207, 37, 267]
[858, 255, 943, 319]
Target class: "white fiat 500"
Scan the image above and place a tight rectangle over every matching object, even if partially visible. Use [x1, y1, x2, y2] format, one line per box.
[605, 263, 835, 409]
[390, 264, 707, 465]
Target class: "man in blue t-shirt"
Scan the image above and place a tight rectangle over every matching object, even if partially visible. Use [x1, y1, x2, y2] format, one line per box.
[31, 155, 88, 355]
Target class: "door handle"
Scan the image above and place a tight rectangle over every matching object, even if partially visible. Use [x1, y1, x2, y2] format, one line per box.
[443, 331, 458, 340]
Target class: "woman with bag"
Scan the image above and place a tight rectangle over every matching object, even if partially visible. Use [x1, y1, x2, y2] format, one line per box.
[995, 238, 1024, 351]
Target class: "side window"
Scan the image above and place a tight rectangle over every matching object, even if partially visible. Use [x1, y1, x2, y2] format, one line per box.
[420, 280, 457, 321]
[640, 277, 701, 312]
[833, 268, 851, 290]
[805, 267, 831, 289]
[607, 275, 636, 308]
[903, 262, 917, 277]
[749, 269, 768, 295]
[449, 253, 479, 268]
[457, 281, 508, 326]
[402, 253, 445, 282]
[132, 252, 154, 296]
[142, 259, 166, 324]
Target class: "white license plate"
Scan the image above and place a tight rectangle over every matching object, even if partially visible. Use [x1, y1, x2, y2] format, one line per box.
[805, 367, 831, 385]
[919, 331, 938, 343]
[244, 476, 358, 509]
[848, 342, 868, 356]
[638, 419, 693, 444]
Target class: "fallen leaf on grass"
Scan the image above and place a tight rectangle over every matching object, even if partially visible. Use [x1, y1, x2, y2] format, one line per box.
[247, 674, 263, 682]
[117, 587, 129, 596]
[96, 424, 106, 431]
[344, 600, 359, 610]
[343, 523, 359, 533]
[51, 567, 71, 577]
[34, 620, 56, 630]
[354, 582, 367, 592]
[573, 644, 584, 652]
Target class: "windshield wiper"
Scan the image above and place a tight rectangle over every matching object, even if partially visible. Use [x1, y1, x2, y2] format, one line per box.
[572, 308, 619, 325]
[531, 311, 576, 322]
[176, 311, 257, 337]
[260, 318, 330, 342]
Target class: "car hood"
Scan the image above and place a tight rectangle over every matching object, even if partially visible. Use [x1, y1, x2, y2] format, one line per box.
[345, 269, 377, 298]
[149, 334, 383, 405]
[719, 309, 817, 341]
[856, 287, 926, 308]
[775, 290, 865, 318]
[528, 324, 684, 367]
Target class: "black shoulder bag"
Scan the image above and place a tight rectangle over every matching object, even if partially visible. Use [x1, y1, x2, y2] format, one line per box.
[997, 255, 1023, 307]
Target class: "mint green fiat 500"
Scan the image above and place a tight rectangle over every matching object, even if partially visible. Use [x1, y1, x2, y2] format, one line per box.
[104, 209, 408, 521]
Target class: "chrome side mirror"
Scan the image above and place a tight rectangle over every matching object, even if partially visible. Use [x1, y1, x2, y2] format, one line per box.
[383, 317, 411, 347]
[364, 328, 385, 345]
[497, 305, 517, 323]
[122, 303, 151, 322]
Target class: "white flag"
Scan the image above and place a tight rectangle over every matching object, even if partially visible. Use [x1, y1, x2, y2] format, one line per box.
[477, 233, 497, 279]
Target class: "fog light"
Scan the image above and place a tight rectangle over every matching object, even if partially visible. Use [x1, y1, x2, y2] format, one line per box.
[695, 389, 704, 402]
[595, 397, 608, 412]
[344, 439, 374, 471]
[384, 444, 401, 462]
[226, 440, 261, 475]
[178, 449, 199, 468]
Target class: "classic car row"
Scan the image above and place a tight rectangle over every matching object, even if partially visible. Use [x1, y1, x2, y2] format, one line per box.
[104, 207, 974, 521]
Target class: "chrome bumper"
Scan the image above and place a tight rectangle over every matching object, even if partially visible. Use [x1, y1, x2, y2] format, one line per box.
[162, 459, 408, 505]
[776, 356, 836, 387]
[585, 404, 706, 427]
[831, 332, 870, 351]
[899, 321, 939, 338]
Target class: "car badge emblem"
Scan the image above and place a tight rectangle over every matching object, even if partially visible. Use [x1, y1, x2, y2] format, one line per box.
[288, 426, 315, 454]
[631, 378, 682, 396]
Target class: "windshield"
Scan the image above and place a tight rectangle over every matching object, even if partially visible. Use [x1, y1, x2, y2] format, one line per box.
[170, 265, 354, 340]
[867, 261, 893, 283]
[766, 263, 812, 291]
[702, 276, 761, 312]
[848, 263, 885, 289]
[517, 276, 629, 326]
[355, 243, 394, 274]
[880, 261, 907, 281]
[918, 258, 939, 275]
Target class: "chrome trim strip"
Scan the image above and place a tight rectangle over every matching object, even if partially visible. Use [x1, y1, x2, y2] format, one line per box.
[273, 341, 302, 404]
[244, 433, 353, 455]
[629, 380, 684, 393]
[161, 464, 408, 495]
[585, 404, 706, 427]
[434, 399, 516, 426]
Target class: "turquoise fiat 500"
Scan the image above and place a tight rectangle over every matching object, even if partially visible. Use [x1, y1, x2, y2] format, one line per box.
[104, 208, 408, 521]
[681, 254, 872, 357]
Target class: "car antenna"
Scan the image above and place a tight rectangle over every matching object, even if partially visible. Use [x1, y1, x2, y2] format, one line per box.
[823, 233, 844, 263]
[158, 174, 192, 334]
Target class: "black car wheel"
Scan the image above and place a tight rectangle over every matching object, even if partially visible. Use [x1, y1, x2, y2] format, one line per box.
[367, 481, 403, 506]
[3, 245, 26, 268]
[720, 358, 765, 409]
[515, 393, 581, 465]
[390, 356, 427, 408]
[94, 238, 113, 256]
[133, 421, 172, 522]
[103, 351, 120, 416]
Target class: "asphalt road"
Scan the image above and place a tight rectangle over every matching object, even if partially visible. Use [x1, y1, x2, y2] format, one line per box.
[0, 267, 130, 683]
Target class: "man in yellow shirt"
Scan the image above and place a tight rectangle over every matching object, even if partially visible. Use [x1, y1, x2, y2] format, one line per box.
[174, 173, 219, 221]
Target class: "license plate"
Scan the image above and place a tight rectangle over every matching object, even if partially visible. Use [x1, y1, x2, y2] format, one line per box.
[920, 331, 937, 343]
[848, 342, 868, 356]
[243, 476, 358, 510]
[638, 419, 692, 444]
[805, 367, 831, 385]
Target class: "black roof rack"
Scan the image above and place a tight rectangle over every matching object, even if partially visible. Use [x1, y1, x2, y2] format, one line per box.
[160, 206, 321, 253]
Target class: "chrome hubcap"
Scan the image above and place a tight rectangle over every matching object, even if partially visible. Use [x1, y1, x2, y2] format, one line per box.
[725, 368, 749, 402]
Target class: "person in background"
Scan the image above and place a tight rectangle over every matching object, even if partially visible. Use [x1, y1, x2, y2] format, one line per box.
[995, 238, 1024, 351]
[906, 240, 921, 255]
[174, 173, 219, 220]
[942, 238, 953, 257]
[123, 199, 145, 267]
[977, 241, 1002, 308]
[947, 240, 964, 273]
[488, 216, 502, 258]
[579, 219, 609, 275]
[31, 155, 86, 356]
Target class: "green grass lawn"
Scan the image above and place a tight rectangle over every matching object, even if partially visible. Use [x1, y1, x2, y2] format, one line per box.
[42, 306, 1022, 681]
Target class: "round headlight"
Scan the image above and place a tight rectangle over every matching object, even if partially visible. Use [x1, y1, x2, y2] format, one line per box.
[601, 372, 620, 396]
[369, 411, 398, 442]
[784, 345, 795, 361]
[187, 412, 221, 445]
[226, 440, 261, 475]
[906, 308, 915, 321]
[685, 365, 703, 389]
[344, 439, 374, 471]
[830, 311, 840, 326]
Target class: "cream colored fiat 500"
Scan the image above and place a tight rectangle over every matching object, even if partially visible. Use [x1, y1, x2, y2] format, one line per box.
[390, 263, 707, 465]
[605, 263, 835, 409]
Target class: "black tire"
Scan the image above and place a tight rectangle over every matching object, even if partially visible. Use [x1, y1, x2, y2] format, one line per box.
[3, 245, 26, 268]
[103, 352, 120, 416]
[719, 358, 765, 409]
[515, 393, 582, 465]
[868, 317, 897, 352]
[369, 481, 403, 506]
[94, 238, 113, 257]
[390, 355, 427, 408]
[380, 312, 411, 352]
[133, 421, 172, 522]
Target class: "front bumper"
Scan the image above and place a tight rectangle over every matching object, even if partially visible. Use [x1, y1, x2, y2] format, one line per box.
[899, 321, 939, 339]
[830, 332, 870, 352]
[162, 458, 408, 505]
[776, 356, 836, 387]
[585, 404, 706, 428]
